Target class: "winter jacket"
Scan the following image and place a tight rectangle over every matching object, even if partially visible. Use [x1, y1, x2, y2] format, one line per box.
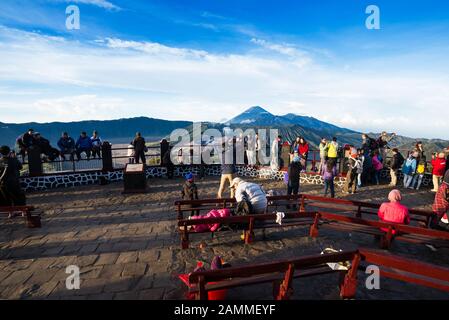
[76, 136, 93, 150]
[57, 137, 75, 151]
[390, 153, 404, 170]
[181, 181, 198, 201]
[321, 163, 337, 181]
[327, 142, 339, 158]
[235, 182, 267, 214]
[298, 143, 309, 157]
[319, 142, 328, 159]
[372, 156, 383, 171]
[287, 161, 302, 188]
[378, 202, 410, 234]
[91, 136, 102, 148]
[131, 136, 146, 152]
[16, 132, 35, 148]
[431, 158, 447, 177]
[190, 208, 231, 232]
[433, 182, 448, 221]
[402, 157, 416, 175]
[356, 156, 364, 174]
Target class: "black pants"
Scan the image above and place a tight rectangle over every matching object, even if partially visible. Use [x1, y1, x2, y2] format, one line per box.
[91, 147, 101, 159]
[0, 184, 26, 206]
[287, 185, 299, 209]
[134, 150, 146, 164]
[166, 165, 174, 179]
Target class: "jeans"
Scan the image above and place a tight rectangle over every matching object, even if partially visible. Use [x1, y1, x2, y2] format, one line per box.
[403, 174, 414, 188]
[324, 179, 335, 198]
[412, 174, 424, 190]
[357, 173, 362, 187]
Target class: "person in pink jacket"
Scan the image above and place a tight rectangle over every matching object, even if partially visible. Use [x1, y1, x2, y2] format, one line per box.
[372, 151, 383, 185]
[190, 208, 231, 232]
[378, 189, 410, 234]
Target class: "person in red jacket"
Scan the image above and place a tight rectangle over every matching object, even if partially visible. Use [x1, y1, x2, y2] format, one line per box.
[298, 137, 309, 172]
[431, 152, 447, 192]
[378, 189, 410, 234]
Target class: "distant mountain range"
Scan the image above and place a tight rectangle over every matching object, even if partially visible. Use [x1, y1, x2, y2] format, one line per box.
[1, 106, 447, 157]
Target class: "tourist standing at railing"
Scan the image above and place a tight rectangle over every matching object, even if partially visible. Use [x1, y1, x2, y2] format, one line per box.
[246, 134, 257, 167]
[378, 132, 396, 164]
[343, 153, 359, 194]
[319, 138, 328, 173]
[321, 160, 337, 198]
[286, 155, 302, 206]
[431, 170, 449, 231]
[431, 152, 446, 192]
[402, 151, 417, 188]
[75, 132, 93, 161]
[0, 145, 26, 208]
[327, 137, 339, 168]
[57, 132, 76, 161]
[298, 137, 309, 172]
[412, 142, 427, 190]
[91, 131, 102, 159]
[290, 137, 300, 155]
[131, 132, 147, 165]
[162, 146, 174, 179]
[218, 142, 235, 198]
[387, 148, 404, 187]
[356, 149, 364, 188]
[377, 189, 410, 233]
[15, 128, 35, 162]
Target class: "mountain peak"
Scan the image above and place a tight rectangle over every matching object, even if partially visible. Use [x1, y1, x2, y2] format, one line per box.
[243, 106, 271, 114]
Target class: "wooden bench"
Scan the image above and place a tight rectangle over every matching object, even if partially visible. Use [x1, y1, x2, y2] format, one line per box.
[309, 211, 449, 249]
[178, 211, 317, 249]
[186, 250, 359, 300]
[0, 206, 42, 228]
[299, 194, 435, 228]
[183, 248, 449, 300]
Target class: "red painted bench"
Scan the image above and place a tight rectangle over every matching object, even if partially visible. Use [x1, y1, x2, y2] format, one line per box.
[0, 206, 42, 228]
[183, 248, 449, 300]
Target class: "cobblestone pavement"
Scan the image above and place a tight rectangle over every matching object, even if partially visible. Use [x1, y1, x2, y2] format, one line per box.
[0, 176, 448, 300]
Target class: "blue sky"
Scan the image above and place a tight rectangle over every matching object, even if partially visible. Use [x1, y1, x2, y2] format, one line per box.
[0, 0, 449, 139]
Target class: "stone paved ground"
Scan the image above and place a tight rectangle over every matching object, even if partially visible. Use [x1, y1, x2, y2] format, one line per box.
[0, 176, 448, 300]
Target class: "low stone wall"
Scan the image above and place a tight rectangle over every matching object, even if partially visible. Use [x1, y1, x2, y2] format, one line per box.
[19, 165, 431, 192]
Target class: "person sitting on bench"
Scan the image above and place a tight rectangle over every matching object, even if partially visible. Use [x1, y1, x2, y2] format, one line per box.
[377, 189, 410, 234]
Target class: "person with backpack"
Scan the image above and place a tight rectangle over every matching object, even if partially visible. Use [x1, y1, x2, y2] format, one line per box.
[403, 151, 417, 188]
[321, 159, 338, 198]
[431, 152, 447, 192]
[431, 170, 449, 231]
[286, 155, 303, 205]
[388, 148, 404, 187]
[412, 142, 427, 190]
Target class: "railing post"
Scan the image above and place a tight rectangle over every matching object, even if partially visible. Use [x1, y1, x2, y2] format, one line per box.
[28, 146, 43, 177]
[102, 142, 113, 172]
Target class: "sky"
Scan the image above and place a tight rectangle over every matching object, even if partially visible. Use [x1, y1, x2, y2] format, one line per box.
[0, 0, 449, 139]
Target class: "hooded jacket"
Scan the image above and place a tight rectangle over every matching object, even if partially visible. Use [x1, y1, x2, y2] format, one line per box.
[234, 181, 267, 214]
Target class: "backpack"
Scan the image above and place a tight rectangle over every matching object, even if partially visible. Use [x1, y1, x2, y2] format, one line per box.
[402, 159, 413, 175]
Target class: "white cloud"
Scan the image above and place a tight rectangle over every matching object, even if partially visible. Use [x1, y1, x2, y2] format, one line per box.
[53, 0, 120, 11]
[0, 26, 448, 139]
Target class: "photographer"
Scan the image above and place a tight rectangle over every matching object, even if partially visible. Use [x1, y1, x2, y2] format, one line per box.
[378, 132, 396, 164]
[0, 146, 26, 207]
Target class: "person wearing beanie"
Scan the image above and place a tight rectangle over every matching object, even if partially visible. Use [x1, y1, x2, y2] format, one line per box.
[432, 170, 449, 231]
[181, 172, 199, 216]
[378, 189, 410, 234]
[431, 152, 447, 192]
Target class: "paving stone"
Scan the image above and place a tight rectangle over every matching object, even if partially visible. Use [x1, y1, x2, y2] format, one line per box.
[116, 252, 138, 264]
[98, 264, 125, 279]
[139, 288, 165, 300]
[103, 277, 137, 293]
[94, 253, 119, 266]
[1, 269, 34, 286]
[122, 263, 147, 277]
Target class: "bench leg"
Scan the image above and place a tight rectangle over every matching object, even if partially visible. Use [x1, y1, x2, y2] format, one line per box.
[340, 253, 360, 299]
[181, 228, 190, 249]
[276, 263, 295, 300]
[244, 218, 255, 244]
[379, 228, 393, 250]
[309, 214, 320, 238]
